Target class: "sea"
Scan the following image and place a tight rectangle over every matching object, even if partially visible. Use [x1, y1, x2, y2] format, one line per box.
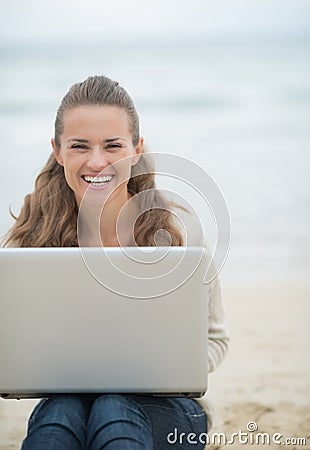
[0, 36, 309, 280]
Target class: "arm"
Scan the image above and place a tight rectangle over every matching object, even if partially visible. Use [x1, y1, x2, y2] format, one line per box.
[171, 205, 230, 370]
[207, 275, 230, 373]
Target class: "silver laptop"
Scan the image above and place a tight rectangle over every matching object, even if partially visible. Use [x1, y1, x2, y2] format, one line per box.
[0, 246, 208, 399]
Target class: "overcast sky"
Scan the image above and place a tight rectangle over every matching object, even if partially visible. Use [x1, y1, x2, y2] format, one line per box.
[1, 0, 310, 44]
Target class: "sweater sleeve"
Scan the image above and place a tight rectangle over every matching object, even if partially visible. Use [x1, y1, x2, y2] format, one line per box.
[207, 274, 230, 373]
[171, 206, 230, 372]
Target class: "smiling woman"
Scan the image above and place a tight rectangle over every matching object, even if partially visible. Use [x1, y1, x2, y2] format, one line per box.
[2, 75, 229, 450]
[3, 76, 184, 248]
[52, 105, 145, 248]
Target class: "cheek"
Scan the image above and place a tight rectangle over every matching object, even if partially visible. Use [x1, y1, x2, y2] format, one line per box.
[116, 159, 133, 179]
[62, 168, 76, 191]
[61, 156, 82, 185]
[62, 153, 82, 171]
[115, 150, 136, 171]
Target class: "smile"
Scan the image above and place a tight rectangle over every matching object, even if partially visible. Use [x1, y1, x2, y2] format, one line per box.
[82, 175, 114, 188]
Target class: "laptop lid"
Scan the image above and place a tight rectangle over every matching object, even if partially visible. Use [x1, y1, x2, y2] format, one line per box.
[0, 246, 208, 398]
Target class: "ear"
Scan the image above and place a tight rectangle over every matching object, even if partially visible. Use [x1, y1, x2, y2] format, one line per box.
[131, 137, 144, 166]
[51, 138, 64, 166]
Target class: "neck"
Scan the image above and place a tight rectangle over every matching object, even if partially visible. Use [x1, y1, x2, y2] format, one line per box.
[77, 191, 138, 247]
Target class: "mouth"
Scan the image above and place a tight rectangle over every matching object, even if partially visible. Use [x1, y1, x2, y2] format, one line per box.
[82, 174, 114, 188]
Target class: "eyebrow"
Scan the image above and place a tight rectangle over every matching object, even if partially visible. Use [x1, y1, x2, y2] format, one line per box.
[67, 137, 127, 143]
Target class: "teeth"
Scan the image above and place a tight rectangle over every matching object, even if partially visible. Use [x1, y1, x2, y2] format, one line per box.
[84, 175, 113, 183]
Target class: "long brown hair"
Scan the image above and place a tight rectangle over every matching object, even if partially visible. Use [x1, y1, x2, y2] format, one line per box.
[3, 75, 184, 247]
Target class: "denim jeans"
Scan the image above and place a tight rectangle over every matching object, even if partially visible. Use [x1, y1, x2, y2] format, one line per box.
[20, 394, 207, 450]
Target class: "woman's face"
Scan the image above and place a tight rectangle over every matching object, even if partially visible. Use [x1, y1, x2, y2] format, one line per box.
[52, 105, 143, 208]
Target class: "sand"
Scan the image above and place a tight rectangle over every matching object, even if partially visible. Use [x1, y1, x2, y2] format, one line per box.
[1, 277, 309, 449]
[207, 278, 310, 450]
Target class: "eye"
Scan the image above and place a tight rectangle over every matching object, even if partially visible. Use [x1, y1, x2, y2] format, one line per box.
[106, 143, 122, 150]
[71, 144, 89, 150]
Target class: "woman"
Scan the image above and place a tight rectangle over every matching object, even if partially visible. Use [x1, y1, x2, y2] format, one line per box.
[4, 75, 229, 450]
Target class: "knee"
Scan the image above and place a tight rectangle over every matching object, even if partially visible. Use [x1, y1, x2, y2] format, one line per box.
[87, 395, 152, 448]
[28, 395, 91, 430]
[91, 394, 138, 415]
[90, 394, 150, 424]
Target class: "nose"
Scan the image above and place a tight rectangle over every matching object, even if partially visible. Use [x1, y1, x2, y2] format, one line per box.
[86, 149, 110, 172]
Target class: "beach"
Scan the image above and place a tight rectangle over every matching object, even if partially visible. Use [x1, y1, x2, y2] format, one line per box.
[1, 274, 309, 449]
[207, 278, 310, 449]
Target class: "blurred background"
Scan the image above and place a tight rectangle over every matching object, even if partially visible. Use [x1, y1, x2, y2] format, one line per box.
[0, 1, 310, 446]
[0, 0, 309, 282]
